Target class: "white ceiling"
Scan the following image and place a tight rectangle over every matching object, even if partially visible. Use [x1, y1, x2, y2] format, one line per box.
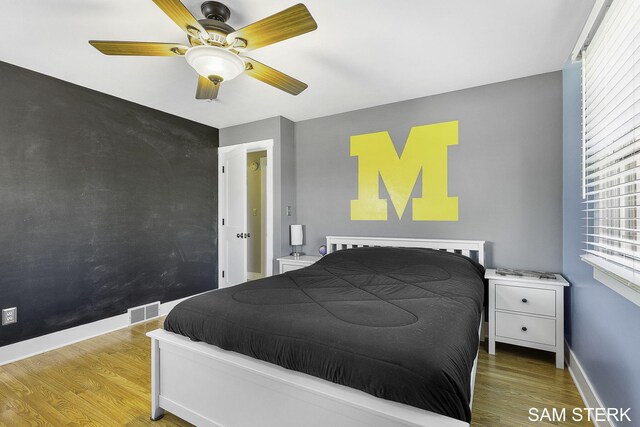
[0, 0, 594, 129]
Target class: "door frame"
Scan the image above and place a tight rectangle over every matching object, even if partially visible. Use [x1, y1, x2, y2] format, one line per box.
[218, 139, 274, 287]
[259, 156, 268, 277]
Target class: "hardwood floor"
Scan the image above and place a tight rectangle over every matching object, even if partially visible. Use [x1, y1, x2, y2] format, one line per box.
[0, 319, 589, 426]
[472, 342, 589, 426]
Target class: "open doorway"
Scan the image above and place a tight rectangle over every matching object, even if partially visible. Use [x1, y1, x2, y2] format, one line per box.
[247, 151, 267, 280]
[218, 139, 273, 288]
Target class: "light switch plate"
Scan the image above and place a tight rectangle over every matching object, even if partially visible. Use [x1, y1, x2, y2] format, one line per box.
[2, 307, 17, 325]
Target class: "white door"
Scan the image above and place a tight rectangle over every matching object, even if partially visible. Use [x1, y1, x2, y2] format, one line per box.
[221, 145, 248, 287]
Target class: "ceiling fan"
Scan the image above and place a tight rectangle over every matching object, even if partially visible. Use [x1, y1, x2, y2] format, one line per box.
[89, 0, 317, 100]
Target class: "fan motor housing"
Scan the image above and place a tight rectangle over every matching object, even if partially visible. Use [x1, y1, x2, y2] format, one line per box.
[201, 1, 231, 22]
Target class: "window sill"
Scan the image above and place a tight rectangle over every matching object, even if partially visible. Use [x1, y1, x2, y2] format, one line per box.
[581, 255, 640, 308]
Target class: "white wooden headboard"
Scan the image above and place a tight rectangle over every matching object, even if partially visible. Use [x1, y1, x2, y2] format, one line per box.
[326, 236, 485, 265]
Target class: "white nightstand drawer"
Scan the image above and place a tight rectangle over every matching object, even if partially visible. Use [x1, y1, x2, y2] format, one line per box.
[495, 312, 556, 346]
[495, 284, 555, 317]
[277, 256, 322, 274]
[281, 263, 304, 273]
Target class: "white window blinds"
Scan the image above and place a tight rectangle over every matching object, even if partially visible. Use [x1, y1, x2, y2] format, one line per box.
[582, 0, 640, 290]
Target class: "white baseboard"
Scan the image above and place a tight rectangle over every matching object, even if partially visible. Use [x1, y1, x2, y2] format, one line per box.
[0, 293, 205, 366]
[565, 340, 613, 427]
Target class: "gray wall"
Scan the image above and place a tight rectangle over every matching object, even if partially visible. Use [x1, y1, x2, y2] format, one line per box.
[279, 118, 297, 256]
[562, 62, 640, 422]
[0, 61, 218, 347]
[220, 117, 296, 267]
[295, 72, 563, 270]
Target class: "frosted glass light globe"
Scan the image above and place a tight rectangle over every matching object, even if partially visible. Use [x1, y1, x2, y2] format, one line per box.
[185, 46, 245, 82]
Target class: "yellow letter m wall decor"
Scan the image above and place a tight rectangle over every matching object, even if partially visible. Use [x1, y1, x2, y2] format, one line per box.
[351, 121, 458, 221]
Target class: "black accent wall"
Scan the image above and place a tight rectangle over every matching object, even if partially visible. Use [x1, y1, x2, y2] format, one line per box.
[0, 61, 218, 347]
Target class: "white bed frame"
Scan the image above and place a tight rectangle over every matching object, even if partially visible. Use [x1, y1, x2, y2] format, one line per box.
[147, 236, 485, 427]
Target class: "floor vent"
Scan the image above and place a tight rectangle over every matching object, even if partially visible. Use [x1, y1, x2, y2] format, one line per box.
[128, 301, 161, 325]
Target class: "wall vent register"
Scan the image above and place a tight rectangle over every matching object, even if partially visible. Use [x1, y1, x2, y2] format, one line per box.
[128, 301, 161, 325]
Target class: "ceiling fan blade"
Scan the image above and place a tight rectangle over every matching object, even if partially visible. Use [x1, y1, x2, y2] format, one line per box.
[227, 4, 317, 52]
[152, 0, 210, 40]
[196, 75, 220, 99]
[243, 57, 308, 95]
[89, 41, 188, 56]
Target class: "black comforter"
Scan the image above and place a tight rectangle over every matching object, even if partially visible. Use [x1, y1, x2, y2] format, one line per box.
[165, 247, 485, 422]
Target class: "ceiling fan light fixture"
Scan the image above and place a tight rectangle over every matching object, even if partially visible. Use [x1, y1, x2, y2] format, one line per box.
[89, 1, 318, 99]
[185, 46, 245, 82]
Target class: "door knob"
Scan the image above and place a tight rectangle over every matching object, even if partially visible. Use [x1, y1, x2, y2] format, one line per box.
[237, 233, 241, 238]
[247, 233, 250, 238]
[521, 326, 528, 332]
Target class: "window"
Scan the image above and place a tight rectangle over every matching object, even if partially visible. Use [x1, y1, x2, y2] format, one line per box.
[581, 0, 640, 298]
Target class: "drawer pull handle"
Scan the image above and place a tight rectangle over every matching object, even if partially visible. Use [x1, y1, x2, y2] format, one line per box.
[521, 326, 528, 332]
[522, 298, 528, 303]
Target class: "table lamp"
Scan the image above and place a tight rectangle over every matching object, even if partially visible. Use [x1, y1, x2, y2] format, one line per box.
[290, 225, 304, 257]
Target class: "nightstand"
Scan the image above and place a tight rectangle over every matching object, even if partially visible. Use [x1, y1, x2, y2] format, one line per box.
[277, 255, 322, 274]
[485, 268, 569, 369]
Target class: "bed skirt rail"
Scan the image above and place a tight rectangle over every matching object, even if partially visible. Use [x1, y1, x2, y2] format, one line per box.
[147, 329, 470, 427]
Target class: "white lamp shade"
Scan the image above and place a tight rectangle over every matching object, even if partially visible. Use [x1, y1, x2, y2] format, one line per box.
[290, 225, 303, 246]
[185, 46, 245, 82]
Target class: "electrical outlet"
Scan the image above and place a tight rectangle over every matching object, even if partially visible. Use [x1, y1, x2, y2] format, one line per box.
[2, 307, 17, 325]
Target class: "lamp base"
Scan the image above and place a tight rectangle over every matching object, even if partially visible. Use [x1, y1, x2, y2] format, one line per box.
[290, 251, 305, 257]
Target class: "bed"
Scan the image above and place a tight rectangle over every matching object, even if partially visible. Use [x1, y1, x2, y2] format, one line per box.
[147, 236, 486, 427]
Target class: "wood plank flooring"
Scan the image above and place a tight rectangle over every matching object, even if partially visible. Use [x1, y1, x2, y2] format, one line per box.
[472, 342, 589, 426]
[0, 318, 589, 426]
